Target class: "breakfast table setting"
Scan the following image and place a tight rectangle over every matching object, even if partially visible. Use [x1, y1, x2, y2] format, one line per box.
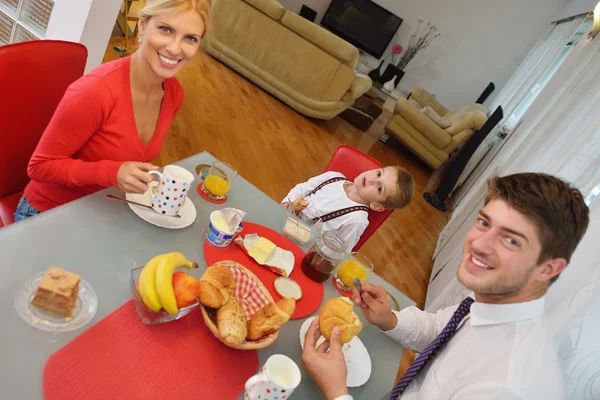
[0, 151, 416, 399]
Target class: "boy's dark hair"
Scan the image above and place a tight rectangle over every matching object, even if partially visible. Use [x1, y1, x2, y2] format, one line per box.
[381, 167, 415, 209]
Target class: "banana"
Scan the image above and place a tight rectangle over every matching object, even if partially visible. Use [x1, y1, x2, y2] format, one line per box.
[138, 253, 169, 312]
[155, 252, 198, 315]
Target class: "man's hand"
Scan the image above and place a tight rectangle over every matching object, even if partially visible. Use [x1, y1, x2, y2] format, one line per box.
[352, 282, 397, 331]
[117, 162, 158, 194]
[301, 317, 348, 400]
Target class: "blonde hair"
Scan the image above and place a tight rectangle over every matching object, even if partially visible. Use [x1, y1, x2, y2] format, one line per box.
[140, 0, 211, 36]
[381, 166, 415, 210]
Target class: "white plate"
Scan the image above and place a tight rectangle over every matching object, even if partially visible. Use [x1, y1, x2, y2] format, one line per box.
[125, 183, 197, 229]
[299, 316, 372, 387]
[14, 272, 98, 333]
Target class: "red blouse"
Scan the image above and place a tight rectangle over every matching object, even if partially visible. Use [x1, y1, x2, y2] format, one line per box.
[24, 56, 184, 211]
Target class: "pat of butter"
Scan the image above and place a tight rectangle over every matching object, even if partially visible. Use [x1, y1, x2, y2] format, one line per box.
[248, 237, 276, 264]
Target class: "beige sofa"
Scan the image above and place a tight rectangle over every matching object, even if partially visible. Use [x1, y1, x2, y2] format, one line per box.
[386, 87, 488, 169]
[201, 0, 372, 119]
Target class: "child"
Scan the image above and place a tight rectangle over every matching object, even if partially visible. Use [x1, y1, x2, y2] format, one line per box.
[281, 167, 415, 252]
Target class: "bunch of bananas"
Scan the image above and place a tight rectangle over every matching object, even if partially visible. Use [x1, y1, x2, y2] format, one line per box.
[138, 252, 198, 315]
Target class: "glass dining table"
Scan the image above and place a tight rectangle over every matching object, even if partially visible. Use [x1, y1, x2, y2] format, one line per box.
[0, 152, 416, 399]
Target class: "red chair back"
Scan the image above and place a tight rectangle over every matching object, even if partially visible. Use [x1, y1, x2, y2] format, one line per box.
[0, 40, 87, 199]
[324, 145, 394, 251]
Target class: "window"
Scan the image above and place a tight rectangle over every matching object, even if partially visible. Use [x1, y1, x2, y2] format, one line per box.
[504, 19, 593, 130]
[0, 0, 54, 45]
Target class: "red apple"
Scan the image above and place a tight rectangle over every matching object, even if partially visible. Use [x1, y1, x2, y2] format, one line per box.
[172, 272, 200, 308]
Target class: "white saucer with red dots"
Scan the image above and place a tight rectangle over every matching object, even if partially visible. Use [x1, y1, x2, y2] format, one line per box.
[299, 316, 372, 387]
[125, 183, 197, 229]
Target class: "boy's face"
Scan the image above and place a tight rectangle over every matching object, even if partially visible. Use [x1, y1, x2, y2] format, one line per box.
[457, 199, 563, 303]
[353, 167, 398, 208]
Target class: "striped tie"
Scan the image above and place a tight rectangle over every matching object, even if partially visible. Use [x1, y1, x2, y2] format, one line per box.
[389, 297, 474, 400]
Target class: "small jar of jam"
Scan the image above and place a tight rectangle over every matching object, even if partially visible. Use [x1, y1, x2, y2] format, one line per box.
[301, 231, 347, 283]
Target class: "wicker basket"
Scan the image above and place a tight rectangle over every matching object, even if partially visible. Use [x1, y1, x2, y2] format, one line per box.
[200, 260, 279, 350]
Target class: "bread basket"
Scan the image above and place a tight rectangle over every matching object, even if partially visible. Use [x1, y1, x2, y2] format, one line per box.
[200, 260, 279, 350]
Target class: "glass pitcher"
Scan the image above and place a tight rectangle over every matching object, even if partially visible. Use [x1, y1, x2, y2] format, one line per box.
[301, 231, 347, 283]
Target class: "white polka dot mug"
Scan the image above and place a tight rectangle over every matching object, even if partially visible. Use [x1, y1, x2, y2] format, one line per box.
[148, 165, 195, 216]
[244, 354, 301, 400]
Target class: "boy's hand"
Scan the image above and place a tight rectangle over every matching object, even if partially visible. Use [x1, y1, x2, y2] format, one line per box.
[302, 317, 349, 399]
[281, 202, 292, 211]
[352, 282, 397, 331]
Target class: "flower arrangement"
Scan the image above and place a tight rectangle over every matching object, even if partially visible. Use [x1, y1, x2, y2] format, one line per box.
[396, 20, 440, 70]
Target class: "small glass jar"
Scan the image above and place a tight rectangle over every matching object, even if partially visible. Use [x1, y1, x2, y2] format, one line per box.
[301, 231, 347, 283]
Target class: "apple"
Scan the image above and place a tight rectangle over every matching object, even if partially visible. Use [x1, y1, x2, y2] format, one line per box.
[172, 272, 200, 308]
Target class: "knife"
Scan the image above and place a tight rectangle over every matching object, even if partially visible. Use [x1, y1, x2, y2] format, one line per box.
[106, 194, 181, 218]
[353, 278, 363, 294]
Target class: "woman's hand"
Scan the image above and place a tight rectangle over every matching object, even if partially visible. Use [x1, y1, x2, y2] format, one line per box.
[117, 162, 158, 194]
[301, 317, 349, 400]
[352, 282, 398, 331]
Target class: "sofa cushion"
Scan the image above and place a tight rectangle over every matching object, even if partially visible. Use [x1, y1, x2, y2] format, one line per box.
[411, 87, 449, 117]
[243, 0, 285, 20]
[421, 106, 450, 129]
[443, 104, 488, 136]
[280, 11, 358, 66]
[0, 191, 22, 227]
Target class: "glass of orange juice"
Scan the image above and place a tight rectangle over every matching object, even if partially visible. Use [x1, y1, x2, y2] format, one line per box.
[334, 252, 373, 292]
[202, 161, 237, 200]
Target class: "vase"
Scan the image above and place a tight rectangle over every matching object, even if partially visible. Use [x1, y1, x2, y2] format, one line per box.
[367, 60, 385, 82]
[383, 78, 396, 91]
[380, 64, 405, 87]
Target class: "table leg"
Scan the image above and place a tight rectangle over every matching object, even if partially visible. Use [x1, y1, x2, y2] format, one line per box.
[379, 132, 390, 143]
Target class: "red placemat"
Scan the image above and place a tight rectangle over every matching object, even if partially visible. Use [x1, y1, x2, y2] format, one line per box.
[204, 222, 324, 319]
[44, 301, 258, 400]
[197, 183, 227, 204]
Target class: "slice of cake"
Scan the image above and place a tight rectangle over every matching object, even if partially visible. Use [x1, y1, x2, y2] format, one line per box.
[30, 267, 81, 317]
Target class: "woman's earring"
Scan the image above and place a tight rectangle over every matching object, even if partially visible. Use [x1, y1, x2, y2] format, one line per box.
[138, 35, 144, 43]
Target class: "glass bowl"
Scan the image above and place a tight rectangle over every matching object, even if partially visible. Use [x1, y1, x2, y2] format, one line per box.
[282, 212, 322, 247]
[130, 266, 198, 325]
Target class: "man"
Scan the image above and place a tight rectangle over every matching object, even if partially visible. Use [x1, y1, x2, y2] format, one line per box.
[302, 173, 589, 399]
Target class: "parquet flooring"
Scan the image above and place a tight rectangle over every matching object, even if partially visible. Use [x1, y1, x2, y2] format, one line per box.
[104, 37, 449, 380]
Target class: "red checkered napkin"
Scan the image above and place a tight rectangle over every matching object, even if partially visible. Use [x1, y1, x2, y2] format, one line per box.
[228, 265, 270, 320]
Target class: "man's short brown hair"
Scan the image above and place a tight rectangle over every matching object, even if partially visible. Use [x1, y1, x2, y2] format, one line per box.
[381, 167, 415, 209]
[485, 173, 589, 283]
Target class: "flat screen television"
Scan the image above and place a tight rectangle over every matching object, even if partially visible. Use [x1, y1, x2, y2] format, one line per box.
[321, 0, 402, 59]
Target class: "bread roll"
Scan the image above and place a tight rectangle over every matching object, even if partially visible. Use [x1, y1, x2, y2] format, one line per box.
[216, 295, 247, 346]
[198, 265, 235, 308]
[247, 298, 296, 341]
[292, 199, 309, 213]
[319, 297, 362, 344]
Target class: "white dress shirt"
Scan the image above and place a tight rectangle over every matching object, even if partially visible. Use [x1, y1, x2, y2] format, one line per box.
[283, 171, 369, 253]
[334, 296, 564, 400]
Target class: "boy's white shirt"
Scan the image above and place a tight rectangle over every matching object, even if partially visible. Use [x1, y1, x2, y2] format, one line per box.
[283, 171, 369, 253]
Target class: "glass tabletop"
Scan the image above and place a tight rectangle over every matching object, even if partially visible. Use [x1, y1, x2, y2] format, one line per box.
[0, 152, 415, 399]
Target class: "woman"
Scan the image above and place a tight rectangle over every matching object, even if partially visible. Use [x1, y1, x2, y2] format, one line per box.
[14, 0, 210, 222]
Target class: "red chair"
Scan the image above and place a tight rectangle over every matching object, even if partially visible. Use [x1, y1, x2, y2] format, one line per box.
[324, 145, 394, 251]
[0, 40, 87, 227]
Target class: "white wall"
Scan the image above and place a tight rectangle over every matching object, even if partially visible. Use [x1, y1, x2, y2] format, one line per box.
[277, 0, 567, 110]
[555, 0, 597, 20]
[45, 0, 122, 72]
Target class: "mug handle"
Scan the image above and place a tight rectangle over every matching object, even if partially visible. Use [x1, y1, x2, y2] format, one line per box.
[148, 170, 162, 199]
[245, 374, 269, 392]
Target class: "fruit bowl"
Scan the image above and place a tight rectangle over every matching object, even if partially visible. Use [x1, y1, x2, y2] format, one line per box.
[130, 266, 198, 325]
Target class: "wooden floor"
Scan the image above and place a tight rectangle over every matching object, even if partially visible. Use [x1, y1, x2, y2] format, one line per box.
[104, 38, 451, 377]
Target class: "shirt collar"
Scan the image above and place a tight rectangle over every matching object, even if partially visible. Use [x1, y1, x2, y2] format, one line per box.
[469, 294, 546, 327]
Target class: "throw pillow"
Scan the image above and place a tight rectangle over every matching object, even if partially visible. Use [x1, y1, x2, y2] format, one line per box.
[421, 106, 450, 129]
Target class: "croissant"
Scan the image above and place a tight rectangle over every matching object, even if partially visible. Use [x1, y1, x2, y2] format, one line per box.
[198, 265, 235, 308]
[247, 298, 296, 341]
[217, 295, 247, 346]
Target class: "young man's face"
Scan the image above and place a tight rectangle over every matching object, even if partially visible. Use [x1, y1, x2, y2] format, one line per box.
[353, 167, 398, 208]
[457, 199, 552, 303]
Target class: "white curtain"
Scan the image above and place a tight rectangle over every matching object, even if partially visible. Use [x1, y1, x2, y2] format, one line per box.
[426, 23, 600, 399]
[453, 17, 587, 196]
